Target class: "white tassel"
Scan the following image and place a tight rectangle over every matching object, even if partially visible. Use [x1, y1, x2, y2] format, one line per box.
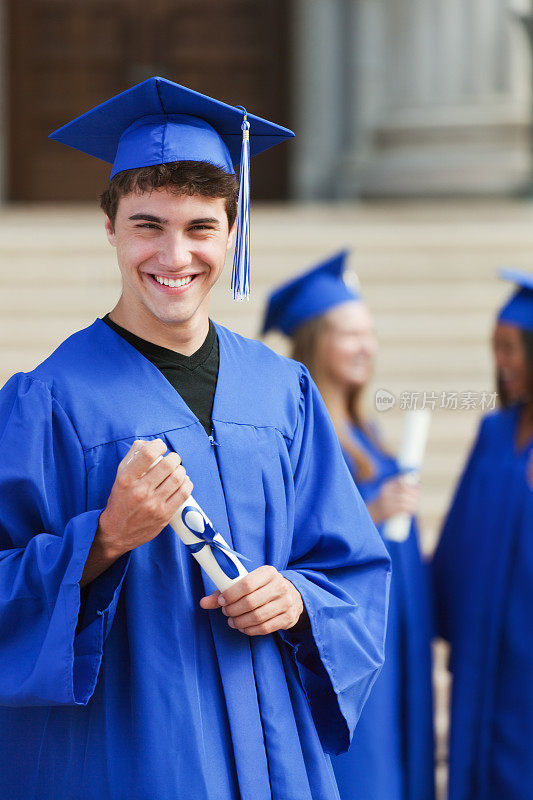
[231, 111, 251, 301]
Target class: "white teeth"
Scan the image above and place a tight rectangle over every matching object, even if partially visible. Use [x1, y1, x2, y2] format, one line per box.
[153, 275, 193, 288]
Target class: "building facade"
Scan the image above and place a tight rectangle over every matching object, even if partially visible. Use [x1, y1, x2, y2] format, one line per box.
[0, 0, 531, 201]
[292, 0, 533, 198]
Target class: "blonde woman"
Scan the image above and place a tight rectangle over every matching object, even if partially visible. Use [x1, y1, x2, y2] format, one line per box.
[263, 252, 434, 800]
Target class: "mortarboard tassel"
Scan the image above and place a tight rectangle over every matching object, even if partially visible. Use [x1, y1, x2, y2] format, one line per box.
[231, 109, 251, 301]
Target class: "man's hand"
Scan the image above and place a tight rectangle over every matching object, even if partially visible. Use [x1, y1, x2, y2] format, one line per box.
[81, 439, 193, 586]
[200, 566, 304, 636]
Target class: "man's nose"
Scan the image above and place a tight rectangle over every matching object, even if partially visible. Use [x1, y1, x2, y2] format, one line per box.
[158, 233, 193, 270]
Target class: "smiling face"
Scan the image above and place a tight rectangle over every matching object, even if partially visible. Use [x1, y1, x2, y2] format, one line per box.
[493, 322, 532, 404]
[314, 300, 378, 390]
[105, 188, 234, 347]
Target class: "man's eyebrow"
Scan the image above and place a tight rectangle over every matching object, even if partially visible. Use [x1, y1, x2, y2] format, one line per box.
[128, 213, 168, 224]
[127, 214, 221, 225]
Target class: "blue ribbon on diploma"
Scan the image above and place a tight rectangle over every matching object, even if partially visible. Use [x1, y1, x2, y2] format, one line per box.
[181, 506, 250, 580]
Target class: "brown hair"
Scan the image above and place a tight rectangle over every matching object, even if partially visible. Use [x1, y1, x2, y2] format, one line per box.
[100, 161, 239, 229]
[291, 316, 376, 481]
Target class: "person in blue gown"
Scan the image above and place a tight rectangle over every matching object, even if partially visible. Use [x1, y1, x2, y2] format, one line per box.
[433, 268, 533, 800]
[0, 79, 391, 800]
[262, 252, 435, 800]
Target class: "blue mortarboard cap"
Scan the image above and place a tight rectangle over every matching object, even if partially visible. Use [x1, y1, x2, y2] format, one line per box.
[49, 76, 294, 300]
[262, 250, 361, 336]
[498, 268, 533, 333]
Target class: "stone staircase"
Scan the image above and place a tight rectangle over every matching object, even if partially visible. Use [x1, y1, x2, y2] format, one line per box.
[3, 199, 533, 797]
[2, 200, 532, 548]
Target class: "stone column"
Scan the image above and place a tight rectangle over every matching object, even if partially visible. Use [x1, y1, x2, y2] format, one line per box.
[357, 0, 532, 196]
[292, 0, 533, 198]
[291, 0, 348, 199]
[335, 0, 388, 197]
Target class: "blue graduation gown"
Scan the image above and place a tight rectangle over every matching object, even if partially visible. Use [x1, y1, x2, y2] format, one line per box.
[433, 406, 533, 800]
[0, 320, 390, 800]
[332, 426, 435, 800]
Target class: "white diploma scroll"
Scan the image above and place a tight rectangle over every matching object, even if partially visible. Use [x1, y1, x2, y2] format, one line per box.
[143, 455, 248, 591]
[169, 497, 248, 592]
[383, 409, 431, 543]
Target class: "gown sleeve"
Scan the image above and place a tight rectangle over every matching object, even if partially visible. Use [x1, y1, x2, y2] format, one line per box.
[431, 418, 488, 645]
[0, 374, 129, 707]
[280, 367, 391, 755]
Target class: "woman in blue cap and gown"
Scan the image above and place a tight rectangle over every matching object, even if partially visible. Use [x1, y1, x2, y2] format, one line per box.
[262, 252, 435, 800]
[433, 269, 533, 800]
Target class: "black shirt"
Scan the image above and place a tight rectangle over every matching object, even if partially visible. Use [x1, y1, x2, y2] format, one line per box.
[102, 315, 219, 435]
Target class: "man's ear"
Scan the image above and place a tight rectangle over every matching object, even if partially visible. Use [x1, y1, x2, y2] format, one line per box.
[104, 214, 116, 246]
[226, 221, 236, 252]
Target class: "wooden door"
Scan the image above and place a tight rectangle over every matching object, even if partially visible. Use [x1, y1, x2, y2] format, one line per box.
[7, 0, 291, 201]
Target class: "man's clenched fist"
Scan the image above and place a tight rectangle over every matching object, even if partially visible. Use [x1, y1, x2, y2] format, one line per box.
[81, 439, 192, 586]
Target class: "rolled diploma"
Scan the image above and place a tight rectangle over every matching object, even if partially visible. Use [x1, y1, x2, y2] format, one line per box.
[169, 497, 248, 591]
[383, 408, 431, 542]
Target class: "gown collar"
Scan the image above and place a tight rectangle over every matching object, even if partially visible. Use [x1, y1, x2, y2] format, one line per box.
[91, 318, 295, 438]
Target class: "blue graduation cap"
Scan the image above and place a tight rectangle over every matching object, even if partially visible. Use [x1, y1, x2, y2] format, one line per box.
[49, 76, 294, 300]
[498, 268, 533, 333]
[262, 250, 361, 336]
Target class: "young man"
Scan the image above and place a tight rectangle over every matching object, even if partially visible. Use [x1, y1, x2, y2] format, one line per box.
[0, 78, 390, 800]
